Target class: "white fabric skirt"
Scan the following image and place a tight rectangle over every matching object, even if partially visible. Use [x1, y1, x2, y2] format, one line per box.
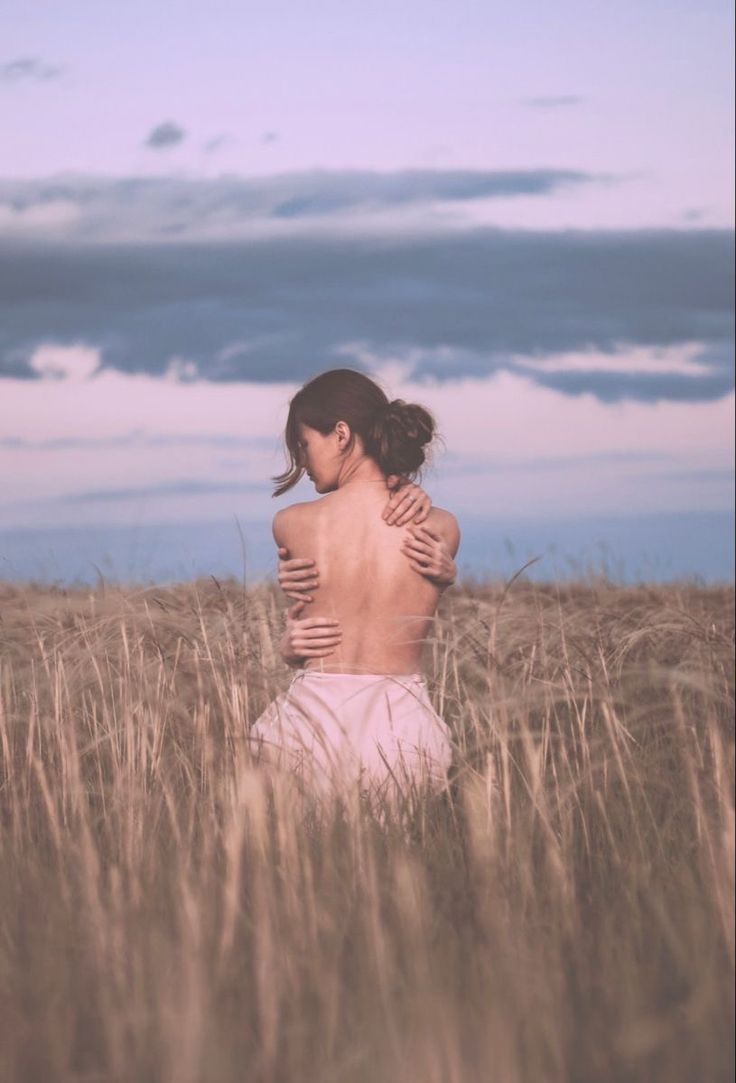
[249, 669, 452, 801]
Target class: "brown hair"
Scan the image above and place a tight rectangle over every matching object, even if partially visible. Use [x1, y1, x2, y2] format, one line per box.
[271, 368, 438, 497]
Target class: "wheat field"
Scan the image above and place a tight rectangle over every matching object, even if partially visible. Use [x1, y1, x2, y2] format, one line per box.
[0, 574, 733, 1083]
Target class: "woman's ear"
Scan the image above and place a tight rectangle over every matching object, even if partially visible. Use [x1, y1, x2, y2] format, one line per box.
[334, 420, 351, 448]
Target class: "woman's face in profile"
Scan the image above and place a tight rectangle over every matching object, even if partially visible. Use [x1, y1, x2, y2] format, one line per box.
[297, 424, 340, 493]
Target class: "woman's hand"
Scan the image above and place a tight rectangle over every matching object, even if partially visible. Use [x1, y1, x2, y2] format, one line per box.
[400, 524, 456, 587]
[382, 476, 432, 526]
[277, 547, 319, 602]
[279, 599, 343, 666]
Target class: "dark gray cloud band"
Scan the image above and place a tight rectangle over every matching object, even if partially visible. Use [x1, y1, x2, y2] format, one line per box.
[145, 121, 186, 149]
[0, 169, 602, 237]
[0, 224, 732, 402]
[0, 57, 64, 83]
[0, 431, 277, 451]
[56, 480, 267, 503]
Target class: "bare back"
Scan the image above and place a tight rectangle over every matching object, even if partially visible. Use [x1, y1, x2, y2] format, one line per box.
[275, 481, 458, 675]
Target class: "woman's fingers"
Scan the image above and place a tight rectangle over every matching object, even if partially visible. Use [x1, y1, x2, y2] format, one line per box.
[285, 588, 316, 603]
[392, 488, 432, 527]
[402, 537, 434, 560]
[282, 578, 319, 594]
[412, 555, 441, 575]
[403, 546, 432, 567]
[283, 582, 318, 596]
[407, 494, 431, 522]
[283, 561, 318, 580]
[403, 551, 431, 568]
[279, 558, 317, 577]
[294, 636, 344, 645]
[383, 482, 432, 524]
[382, 484, 432, 526]
[383, 483, 417, 523]
[402, 536, 442, 575]
[408, 523, 441, 542]
[394, 508, 419, 526]
[403, 532, 433, 550]
[285, 577, 319, 589]
[389, 501, 418, 527]
[401, 549, 431, 566]
[383, 498, 406, 525]
[297, 635, 341, 644]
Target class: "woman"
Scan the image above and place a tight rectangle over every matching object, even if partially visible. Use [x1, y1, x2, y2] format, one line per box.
[249, 368, 460, 809]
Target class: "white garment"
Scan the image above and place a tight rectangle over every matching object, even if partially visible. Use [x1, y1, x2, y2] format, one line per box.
[249, 669, 452, 802]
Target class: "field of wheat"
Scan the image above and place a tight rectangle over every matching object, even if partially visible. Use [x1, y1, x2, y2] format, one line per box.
[0, 573, 733, 1083]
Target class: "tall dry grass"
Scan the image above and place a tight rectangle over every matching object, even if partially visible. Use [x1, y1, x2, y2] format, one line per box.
[0, 574, 733, 1083]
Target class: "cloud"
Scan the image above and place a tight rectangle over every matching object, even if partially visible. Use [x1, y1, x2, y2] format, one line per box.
[203, 135, 230, 152]
[523, 365, 733, 404]
[0, 225, 732, 402]
[0, 57, 63, 83]
[57, 479, 268, 503]
[267, 165, 585, 217]
[27, 343, 100, 381]
[144, 121, 186, 149]
[0, 170, 604, 240]
[649, 467, 734, 482]
[164, 357, 198, 382]
[441, 449, 676, 475]
[524, 95, 584, 108]
[0, 431, 276, 451]
[511, 342, 715, 377]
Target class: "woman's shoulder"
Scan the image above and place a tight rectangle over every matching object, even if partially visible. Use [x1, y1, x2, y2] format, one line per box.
[426, 506, 461, 556]
[271, 500, 317, 543]
[273, 501, 313, 523]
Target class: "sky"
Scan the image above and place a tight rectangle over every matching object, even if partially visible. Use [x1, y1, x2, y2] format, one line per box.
[0, 0, 734, 584]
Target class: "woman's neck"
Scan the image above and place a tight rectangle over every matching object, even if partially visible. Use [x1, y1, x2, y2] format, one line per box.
[336, 456, 386, 489]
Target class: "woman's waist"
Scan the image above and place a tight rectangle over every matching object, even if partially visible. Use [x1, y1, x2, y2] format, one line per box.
[301, 639, 425, 677]
[297, 665, 424, 682]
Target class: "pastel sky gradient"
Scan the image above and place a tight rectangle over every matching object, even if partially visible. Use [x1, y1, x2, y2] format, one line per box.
[1, 0, 734, 583]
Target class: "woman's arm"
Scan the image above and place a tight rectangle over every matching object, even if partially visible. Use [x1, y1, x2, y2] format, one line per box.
[279, 600, 343, 666]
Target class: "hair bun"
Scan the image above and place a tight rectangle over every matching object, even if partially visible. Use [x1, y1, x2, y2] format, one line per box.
[381, 399, 433, 446]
